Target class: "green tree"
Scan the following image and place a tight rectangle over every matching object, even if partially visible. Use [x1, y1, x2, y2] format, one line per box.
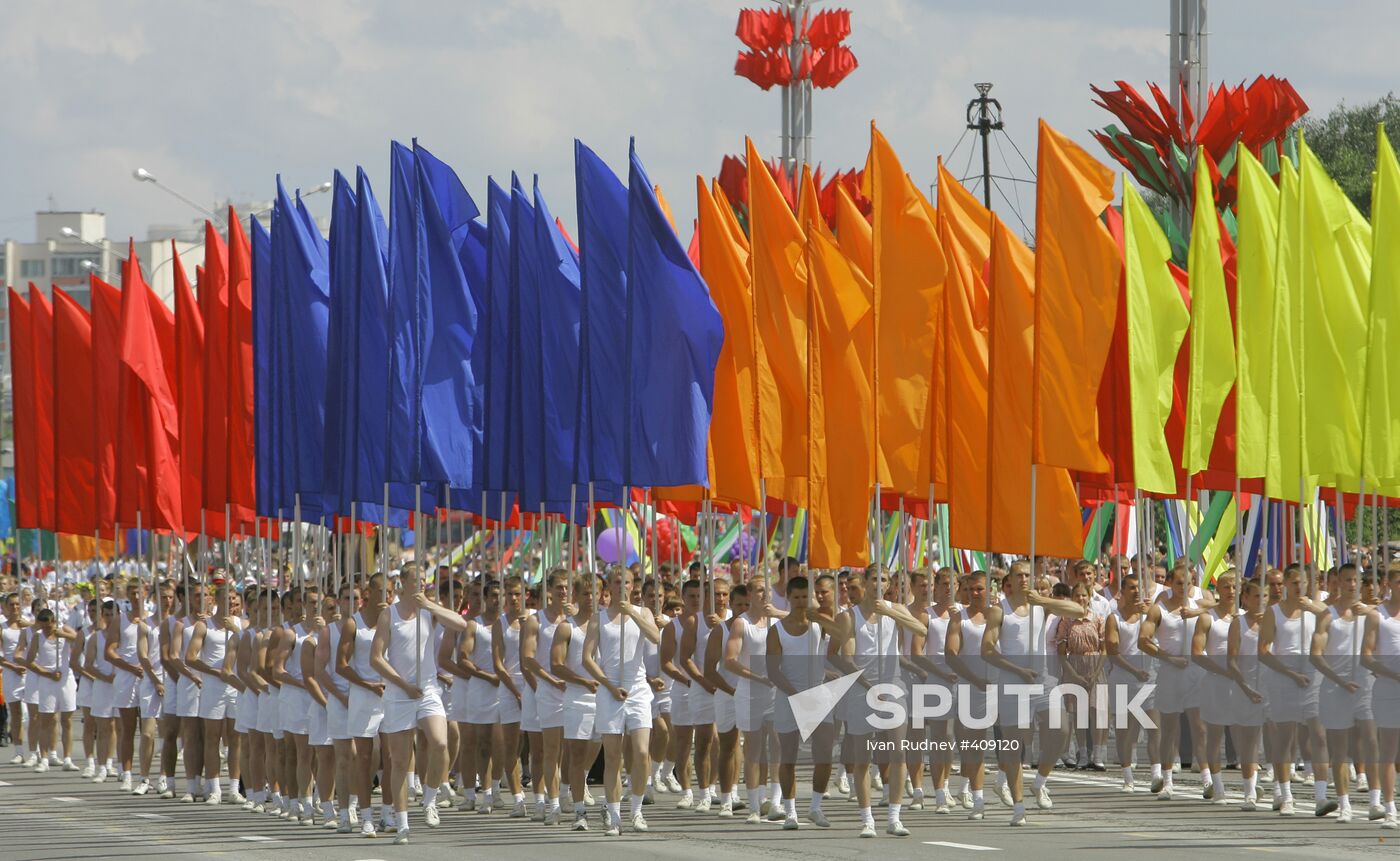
[1296, 93, 1400, 217]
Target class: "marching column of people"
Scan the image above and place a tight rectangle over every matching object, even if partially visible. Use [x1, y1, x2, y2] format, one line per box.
[4, 556, 1400, 844]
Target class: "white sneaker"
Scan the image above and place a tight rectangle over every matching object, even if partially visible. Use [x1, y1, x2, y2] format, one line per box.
[604, 821, 620, 837]
[1315, 799, 1338, 818]
[93, 767, 108, 784]
[1382, 813, 1399, 830]
[133, 779, 150, 796]
[694, 795, 712, 813]
[837, 774, 850, 795]
[859, 822, 877, 838]
[996, 782, 1014, 808]
[424, 804, 441, 827]
[1121, 780, 1136, 793]
[664, 773, 683, 793]
[180, 792, 195, 803]
[766, 803, 786, 822]
[809, 809, 831, 827]
[676, 794, 694, 810]
[631, 813, 648, 833]
[909, 791, 925, 811]
[1158, 786, 1174, 801]
[745, 811, 762, 825]
[718, 799, 733, 817]
[583, 790, 595, 806]
[361, 819, 376, 838]
[1370, 802, 1387, 821]
[7, 754, 21, 765]
[532, 801, 546, 823]
[1010, 808, 1028, 826]
[783, 815, 799, 830]
[300, 811, 315, 826]
[960, 788, 973, 809]
[205, 792, 221, 806]
[1357, 774, 1370, 793]
[643, 783, 656, 805]
[228, 790, 245, 804]
[477, 794, 492, 815]
[24, 754, 37, 768]
[1280, 799, 1295, 816]
[572, 813, 589, 831]
[1035, 785, 1053, 810]
[934, 800, 951, 814]
[118, 774, 132, 791]
[324, 814, 340, 830]
[393, 826, 410, 845]
[510, 799, 526, 818]
[969, 799, 986, 820]
[1241, 796, 1258, 812]
[252, 802, 265, 814]
[1338, 807, 1354, 824]
[545, 806, 561, 826]
[62, 758, 78, 772]
[886, 819, 909, 836]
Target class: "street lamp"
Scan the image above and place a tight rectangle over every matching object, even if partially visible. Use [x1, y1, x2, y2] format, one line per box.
[59, 226, 127, 260]
[131, 167, 220, 220]
[80, 259, 112, 279]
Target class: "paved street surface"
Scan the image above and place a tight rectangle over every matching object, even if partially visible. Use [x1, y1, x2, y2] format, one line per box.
[0, 762, 1395, 861]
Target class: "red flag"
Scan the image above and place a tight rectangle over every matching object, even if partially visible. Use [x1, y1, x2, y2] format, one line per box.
[53, 288, 96, 536]
[7, 290, 35, 529]
[226, 209, 257, 527]
[117, 243, 181, 532]
[28, 285, 56, 532]
[199, 223, 233, 523]
[90, 276, 122, 539]
[173, 246, 205, 537]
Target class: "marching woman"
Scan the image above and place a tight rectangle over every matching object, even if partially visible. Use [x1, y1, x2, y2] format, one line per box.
[1139, 566, 1206, 801]
[88, 600, 119, 784]
[369, 563, 471, 845]
[519, 569, 572, 825]
[107, 586, 147, 791]
[1192, 569, 1242, 805]
[491, 575, 530, 818]
[21, 608, 77, 771]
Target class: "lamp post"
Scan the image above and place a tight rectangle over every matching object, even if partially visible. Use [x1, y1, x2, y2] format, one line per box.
[131, 167, 220, 221]
[59, 226, 126, 260]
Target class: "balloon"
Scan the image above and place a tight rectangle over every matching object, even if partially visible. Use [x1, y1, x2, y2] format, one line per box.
[596, 526, 636, 565]
[735, 530, 756, 563]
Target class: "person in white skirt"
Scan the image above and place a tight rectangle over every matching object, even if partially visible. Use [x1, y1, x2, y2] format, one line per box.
[1226, 577, 1269, 810]
[492, 575, 530, 818]
[678, 575, 722, 812]
[582, 566, 660, 835]
[458, 578, 501, 813]
[640, 575, 673, 805]
[272, 585, 318, 823]
[519, 568, 572, 825]
[133, 580, 173, 796]
[551, 576, 600, 832]
[1360, 564, 1400, 830]
[105, 586, 147, 791]
[1104, 573, 1156, 793]
[252, 589, 287, 814]
[3, 592, 32, 765]
[338, 572, 394, 837]
[369, 563, 471, 845]
[1192, 569, 1242, 806]
[944, 572, 992, 820]
[21, 607, 77, 771]
[1258, 563, 1327, 816]
[1311, 562, 1374, 823]
[232, 587, 265, 809]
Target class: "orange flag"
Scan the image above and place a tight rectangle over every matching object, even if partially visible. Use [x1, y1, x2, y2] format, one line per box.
[712, 183, 750, 253]
[747, 137, 809, 489]
[797, 164, 834, 240]
[987, 217, 1084, 558]
[870, 122, 948, 496]
[807, 228, 875, 568]
[696, 177, 761, 508]
[937, 162, 991, 550]
[1032, 120, 1121, 473]
[834, 184, 873, 279]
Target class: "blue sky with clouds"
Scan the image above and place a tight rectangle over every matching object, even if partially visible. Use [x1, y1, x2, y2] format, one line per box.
[2, 0, 1394, 245]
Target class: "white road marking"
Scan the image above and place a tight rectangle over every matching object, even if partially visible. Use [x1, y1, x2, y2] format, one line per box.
[923, 841, 1002, 851]
[0, 780, 12, 786]
[238, 835, 281, 842]
[52, 796, 82, 803]
[134, 812, 170, 820]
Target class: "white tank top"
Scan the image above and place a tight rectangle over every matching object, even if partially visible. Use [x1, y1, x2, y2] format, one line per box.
[1113, 609, 1146, 657]
[1269, 603, 1315, 656]
[692, 615, 712, 671]
[925, 607, 953, 663]
[713, 620, 737, 688]
[597, 609, 647, 689]
[325, 618, 349, 694]
[92, 629, 114, 676]
[179, 616, 198, 671]
[499, 613, 522, 682]
[1205, 608, 1235, 657]
[33, 630, 70, 677]
[145, 615, 164, 682]
[851, 605, 899, 684]
[957, 613, 988, 680]
[996, 597, 1048, 657]
[1237, 613, 1262, 688]
[468, 616, 494, 674]
[384, 607, 437, 701]
[1377, 605, 1400, 657]
[563, 616, 593, 699]
[350, 611, 380, 683]
[200, 621, 231, 673]
[775, 619, 822, 690]
[286, 622, 309, 682]
[1, 624, 21, 661]
[535, 608, 563, 675]
[1155, 599, 1196, 658]
[643, 612, 668, 682]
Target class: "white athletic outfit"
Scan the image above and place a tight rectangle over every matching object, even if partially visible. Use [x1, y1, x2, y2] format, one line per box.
[160, 617, 181, 715]
[279, 622, 313, 735]
[196, 619, 240, 721]
[233, 627, 258, 733]
[841, 605, 903, 734]
[1371, 605, 1400, 729]
[561, 617, 598, 741]
[712, 619, 738, 733]
[31, 630, 76, 713]
[1263, 604, 1320, 723]
[497, 614, 525, 725]
[1232, 613, 1267, 727]
[346, 612, 385, 738]
[994, 598, 1054, 727]
[1199, 608, 1240, 726]
[2, 623, 26, 704]
[140, 615, 165, 720]
[666, 617, 691, 725]
[109, 610, 142, 710]
[644, 612, 671, 719]
[1318, 606, 1371, 730]
[90, 628, 117, 718]
[324, 619, 351, 741]
[306, 627, 332, 748]
[534, 608, 566, 730]
[175, 617, 203, 718]
[1108, 609, 1155, 712]
[956, 612, 990, 724]
[256, 628, 284, 739]
[734, 614, 773, 733]
[1152, 600, 1204, 714]
[464, 616, 499, 725]
[924, 607, 957, 710]
[773, 619, 826, 734]
[688, 615, 716, 725]
[20, 630, 41, 709]
[381, 606, 445, 734]
[594, 608, 654, 734]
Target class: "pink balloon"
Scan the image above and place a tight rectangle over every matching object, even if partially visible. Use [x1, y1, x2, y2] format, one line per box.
[596, 526, 636, 564]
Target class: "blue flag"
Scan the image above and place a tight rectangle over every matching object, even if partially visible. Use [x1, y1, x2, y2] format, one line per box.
[251, 214, 278, 517]
[324, 171, 355, 511]
[385, 141, 421, 489]
[509, 179, 546, 511]
[271, 178, 332, 520]
[573, 141, 628, 504]
[481, 179, 515, 507]
[625, 141, 724, 487]
[412, 141, 480, 495]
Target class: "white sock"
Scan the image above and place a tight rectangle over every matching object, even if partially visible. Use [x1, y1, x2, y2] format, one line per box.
[1339, 794, 1351, 810]
[769, 782, 782, 806]
[661, 760, 674, 777]
[340, 806, 351, 824]
[888, 801, 902, 823]
[720, 791, 731, 805]
[549, 797, 560, 811]
[395, 809, 409, 830]
[1387, 801, 1397, 815]
[973, 789, 984, 802]
[1013, 801, 1025, 817]
[1281, 782, 1293, 801]
[322, 800, 335, 818]
[557, 784, 567, 803]
[1032, 773, 1046, 793]
[809, 793, 822, 812]
[747, 788, 760, 811]
[606, 800, 621, 825]
[629, 794, 644, 816]
[381, 803, 393, 824]
[1151, 763, 1162, 779]
[1244, 775, 1257, 798]
[1201, 767, 1212, 786]
[1212, 773, 1224, 795]
[1314, 780, 1327, 803]
[1371, 789, 1382, 806]
[860, 805, 874, 825]
[1122, 766, 1135, 784]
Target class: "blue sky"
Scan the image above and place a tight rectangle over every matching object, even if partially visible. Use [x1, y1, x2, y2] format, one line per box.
[2, 0, 1394, 245]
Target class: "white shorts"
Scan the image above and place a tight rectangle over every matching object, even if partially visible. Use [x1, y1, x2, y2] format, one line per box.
[1319, 676, 1367, 731]
[535, 680, 565, 729]
[669, 681, 692, 726]
[90, 679, 116, 718]
[35, 674, 77, 714]
[1264, 667, 1320, 723]
[280, 686, 312, 735]
[112, 672, 141, 710]
[446, 679, 468, 722]
[596, 684, 653, 735]
[139, 676, 164, 720]
[563, 686, 598, 741]
[197, 680, 236, 721]
[1153, 663, 1204, 714]
[498, 677, 524, 725]
[176, 676, 200, 718]
[383, 685, 445, 734]
[714, 690, 737, 733]
[257, 687, 283, 738]
[3, 669, 25, 705]
[348, 684, 385, 738]
[24, 673, 42, 707]
[234, 690, 258, 733]
[1199, 672, 1236, 726]
[735, 681, 773, 733]
[1373, 678, 1400, 729]
[308, 702, 331, 746]
[327, 693, 351, 741]
[161, 674, 178, 715]
[465, 678, 500, 725]
[519, 682, 539, 733]
[689, 688, 715, 726]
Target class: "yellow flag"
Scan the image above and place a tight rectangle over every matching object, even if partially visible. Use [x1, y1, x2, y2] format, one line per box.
[1234, 147, 1279, 479]
[1183, 159, 1236, 475]
[870, 122, 948, 495]
[1300, 136, 1371, 487]
[1124, 181, 1189, 494]
[1266, 159, 1306, 501]
[1364, 125, 1400, 487]
[746, 137, 809, 484]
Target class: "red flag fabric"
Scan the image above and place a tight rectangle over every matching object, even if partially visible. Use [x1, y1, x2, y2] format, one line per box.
[7, 290, 35, 529]
[90, 276, 122, 539]
[28, 285, 56, 531]
[201, 222, 231, 516]
[52, 288, 96, 536]
[226, 209, 257, 527]
[117, 243, 181, 532]
[173, 247, 205, 537]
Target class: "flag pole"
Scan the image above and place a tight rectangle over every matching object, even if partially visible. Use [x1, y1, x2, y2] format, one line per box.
[568, 484, 578, 580]
[1029, 462, 1039, 667]
[414, 483, 422, 689]
[1234, 477, 1244, 576]
[587, 482, 596, 615]
[381, 482, 389, 581]
[1183, 473, 1194, 576]
[759, 479, 769, 595]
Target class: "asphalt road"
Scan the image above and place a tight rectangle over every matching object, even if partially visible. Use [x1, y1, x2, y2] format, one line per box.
[0, 759, 1395, 861]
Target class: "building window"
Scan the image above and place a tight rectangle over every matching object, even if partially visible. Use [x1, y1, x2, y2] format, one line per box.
[19, 260, 44, 278]
[51, 256, 99, 278]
